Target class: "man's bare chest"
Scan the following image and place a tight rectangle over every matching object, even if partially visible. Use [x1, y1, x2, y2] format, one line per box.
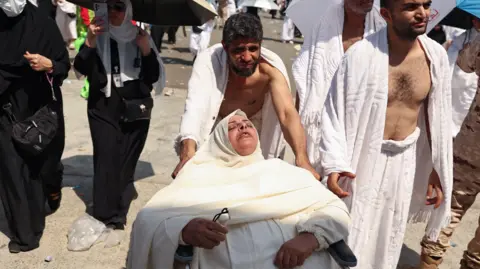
[219, 77, 269, 118]
[388, 59, 431, 105]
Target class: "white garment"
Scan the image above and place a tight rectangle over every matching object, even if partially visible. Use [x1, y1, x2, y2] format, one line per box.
[175, 44, 290, 159]
[281, 15, 294, 41]
[95, 0, 165, 97]
[351, 128, 420, 268]
[189, 3, 216, 57]
[56, 7, 77, 41]
[444, 25, 466, 42]
[237, 0, 279, 10]
[0, 0, 26, 17]
[227, 0, 236, 17]
[320, 28, 453, 268]
[449, 28, 479, 137]
[128, 110, 350, 269]
[292, 2, 385, 171]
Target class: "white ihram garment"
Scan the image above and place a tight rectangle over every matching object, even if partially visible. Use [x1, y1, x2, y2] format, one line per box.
[282, 15, 294, 42]
[320, 28, 453, 269]
[291, 2, 385, 172]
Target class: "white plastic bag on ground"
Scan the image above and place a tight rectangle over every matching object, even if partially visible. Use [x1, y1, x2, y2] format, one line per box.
[67, 214, 106, 251]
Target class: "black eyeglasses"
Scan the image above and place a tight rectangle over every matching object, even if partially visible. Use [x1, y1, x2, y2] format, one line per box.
[108, 2, 126, 12]
[212, 208, 229, 222]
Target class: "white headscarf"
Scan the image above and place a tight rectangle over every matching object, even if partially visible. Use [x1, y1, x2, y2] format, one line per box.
[0, 0, 26, 17]
[186, 110, 265, 169]
[96, 0, 165, 97]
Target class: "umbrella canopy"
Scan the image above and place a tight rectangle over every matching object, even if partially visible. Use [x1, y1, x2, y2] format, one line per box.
[427, 0, 480, 32]
[67, 0, 218, 26]
[237, 0, 280, 11]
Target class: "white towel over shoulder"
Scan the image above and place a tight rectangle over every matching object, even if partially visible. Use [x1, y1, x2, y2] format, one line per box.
[291, 2, 385, 170]
[175, 44, 289, 159]
[320, 28, 453, 241]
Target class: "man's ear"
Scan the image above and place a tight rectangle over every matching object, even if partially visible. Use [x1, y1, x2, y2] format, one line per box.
[379, 7, 391, 22]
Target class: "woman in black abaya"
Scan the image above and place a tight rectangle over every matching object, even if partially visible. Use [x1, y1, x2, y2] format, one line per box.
[74, 0, 164, 233]
[0, 0, 70, 252]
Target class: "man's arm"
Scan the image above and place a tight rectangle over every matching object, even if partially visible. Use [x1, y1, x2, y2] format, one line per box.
[457, 40, 480, 74]
[266, 65, 320, 180]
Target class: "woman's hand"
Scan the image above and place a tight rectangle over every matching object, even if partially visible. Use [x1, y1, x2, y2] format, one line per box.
[136, 28, 151, 56]
[274, 233, 319, 268]
[181, 218, 228, 249]
[86, 17, 106, 48]
[24, 51, 53, 72]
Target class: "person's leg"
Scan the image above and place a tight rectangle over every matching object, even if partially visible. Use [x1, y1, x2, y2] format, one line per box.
[0, 117, 46, 253]
[419, 188, 474, 268]
[168, 26, 178, 44]
[116, 120, 150, 226]
[460, 215, 480, 269]
[88, 109, 124, 227]
[420, 154, 480, 267]
[150, 25, 163, 52]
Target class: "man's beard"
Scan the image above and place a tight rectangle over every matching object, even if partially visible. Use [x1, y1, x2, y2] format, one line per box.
[230, 60, 259, 77]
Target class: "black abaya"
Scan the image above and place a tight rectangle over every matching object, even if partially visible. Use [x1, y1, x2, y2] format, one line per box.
[74, 43, 159, 227]
[0, 3, 70, 252]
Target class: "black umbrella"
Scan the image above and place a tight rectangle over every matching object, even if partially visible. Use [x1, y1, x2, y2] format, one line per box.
[68, 0, 218, 26]
[439, 7, 474, 30]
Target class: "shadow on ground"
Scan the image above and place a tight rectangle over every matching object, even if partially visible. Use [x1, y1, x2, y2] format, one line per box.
[162, 57, 193, 66]
[171, 47, 190, 54]
[398, 243, 421, 268]
[61, 155, 155, 212]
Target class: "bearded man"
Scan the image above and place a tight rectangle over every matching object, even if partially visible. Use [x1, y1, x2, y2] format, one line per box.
[319, 0, 453, 268]
[172, 13, 318, 180]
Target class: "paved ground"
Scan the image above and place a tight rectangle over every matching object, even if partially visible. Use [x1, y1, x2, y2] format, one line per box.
[1, 12, 479, 269]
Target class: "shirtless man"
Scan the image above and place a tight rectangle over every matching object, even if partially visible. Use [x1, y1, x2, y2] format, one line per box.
[292, 0, 385, 171]
[319, 0, 452, 268]
[173, 13, 318, 180]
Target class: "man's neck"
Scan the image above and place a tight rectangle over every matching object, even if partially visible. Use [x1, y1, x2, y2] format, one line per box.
[387, 29, 419, 57]
[344, 6, 367, 27]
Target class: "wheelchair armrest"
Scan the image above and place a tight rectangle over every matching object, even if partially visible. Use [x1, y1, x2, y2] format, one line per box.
[327, 239, 357, 268]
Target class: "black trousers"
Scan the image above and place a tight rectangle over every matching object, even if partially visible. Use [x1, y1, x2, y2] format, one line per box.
[0, 106, 64, 251]
[87, 90, 149, 226]
[151, 26, 179, 50]
[246, 7, 259, 18]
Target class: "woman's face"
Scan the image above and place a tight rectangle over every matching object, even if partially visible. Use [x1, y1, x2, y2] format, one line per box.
[108, 1, 126, 26]
[227, 115, 258, 156]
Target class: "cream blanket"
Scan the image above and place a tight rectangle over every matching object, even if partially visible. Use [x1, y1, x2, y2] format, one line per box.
[128, 110, 350, 269]
[291, 2, 385, 170]
[320, 28, 453, 240]
[449, 29, 479, 137]
[175, 44, 289, 159]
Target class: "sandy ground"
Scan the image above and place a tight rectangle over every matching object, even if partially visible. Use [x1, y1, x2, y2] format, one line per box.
[1, 12, 478, 269]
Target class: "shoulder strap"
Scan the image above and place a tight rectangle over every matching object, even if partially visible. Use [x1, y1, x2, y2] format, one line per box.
[45, 72, 57, 102]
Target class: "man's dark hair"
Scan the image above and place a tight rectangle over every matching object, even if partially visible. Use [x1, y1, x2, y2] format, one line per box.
[222, 13, 263, 47]
[380, 0, 393, 9]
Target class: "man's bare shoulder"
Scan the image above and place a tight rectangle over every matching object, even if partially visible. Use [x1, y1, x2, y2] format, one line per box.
[258, 60, 284, 81]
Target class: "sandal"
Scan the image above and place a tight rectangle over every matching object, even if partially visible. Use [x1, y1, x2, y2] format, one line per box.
[47, 192, 62, 212]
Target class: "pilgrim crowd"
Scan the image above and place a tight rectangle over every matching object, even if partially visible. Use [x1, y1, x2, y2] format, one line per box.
[1, 0, 480, 269]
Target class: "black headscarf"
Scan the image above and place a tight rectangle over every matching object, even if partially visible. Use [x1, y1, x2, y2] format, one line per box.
[0, 2, 70, 96]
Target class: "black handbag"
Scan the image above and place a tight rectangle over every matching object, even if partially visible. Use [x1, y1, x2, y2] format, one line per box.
[110, 39, 153, 123]
[2, 73, 58, 156]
